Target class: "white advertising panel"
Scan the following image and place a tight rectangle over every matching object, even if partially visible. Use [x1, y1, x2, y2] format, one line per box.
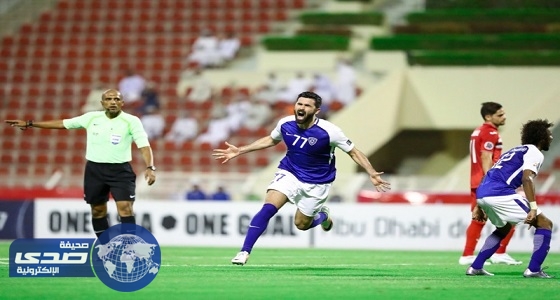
[35, 200, 559, 252]
[34, 200, 309, 247]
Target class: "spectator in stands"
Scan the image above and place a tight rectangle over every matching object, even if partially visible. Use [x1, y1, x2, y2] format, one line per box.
[213, 91, 390, 266]
[211, 186, 231, 201]
[311, 73, 335, 118]
[186, 67, 213, 103]
[279, 72, 311, 103]
[187, 28, 222, 68]
[218, 32, 241, 63]
[226, 92, 251, 132]
[140, 106, 165, 140]
[118, 69, 146, 108]
[5, 89, 156, 241]
[242, 96, 272, 131]
[335, 58, 357, 105]
[140, 81, 161, 116]
[164, 112, 199, 146]
[254, 72, 284, 106]
[195, 107, 231, 147]
[185, 183, 207, 200]
[81, 81, 105, 113]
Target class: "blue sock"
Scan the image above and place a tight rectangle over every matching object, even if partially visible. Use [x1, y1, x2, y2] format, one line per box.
[240, 203, 278, 253]
[471, 231, 505, 269]
[528, 228, 551, 272]
[309, 212, 327, 228]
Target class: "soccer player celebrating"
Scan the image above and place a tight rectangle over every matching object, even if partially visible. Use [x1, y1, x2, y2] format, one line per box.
[213, 91, 391, 265]
[460, 102, 521, 266]
[466, 119, 554, 277]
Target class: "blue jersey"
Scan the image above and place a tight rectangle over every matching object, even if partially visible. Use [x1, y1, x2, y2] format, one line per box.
[476, 144, 543, 198]
[271, 116, 354, 184]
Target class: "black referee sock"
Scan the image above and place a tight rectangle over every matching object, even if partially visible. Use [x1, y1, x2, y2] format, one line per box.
[92, 216, 109, 243]
[120, 215, 136, 235]
[120, 215, 136, 224]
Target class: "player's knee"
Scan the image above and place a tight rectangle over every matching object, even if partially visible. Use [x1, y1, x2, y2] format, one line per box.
[90, 203, 107, 218]
[294, 220, 311, 231]
[116, 201, 134, 216]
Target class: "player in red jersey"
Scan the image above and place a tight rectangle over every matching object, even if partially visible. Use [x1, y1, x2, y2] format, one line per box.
[459, 102, 522, 266]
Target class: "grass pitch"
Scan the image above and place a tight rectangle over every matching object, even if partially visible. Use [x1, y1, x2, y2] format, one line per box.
[0, 243, 559, 300]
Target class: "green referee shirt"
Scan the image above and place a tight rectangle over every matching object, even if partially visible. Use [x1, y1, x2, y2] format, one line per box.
[63, 111, 150, 163]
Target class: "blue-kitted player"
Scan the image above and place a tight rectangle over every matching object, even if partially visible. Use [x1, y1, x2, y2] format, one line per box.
[213, 91, 391, 265]
[467, 119, 554, 278]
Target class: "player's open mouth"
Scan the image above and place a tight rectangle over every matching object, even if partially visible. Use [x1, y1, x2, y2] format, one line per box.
[296, 111, 305, 117]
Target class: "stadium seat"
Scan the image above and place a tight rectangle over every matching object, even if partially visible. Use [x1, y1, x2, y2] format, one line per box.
[36, 154, 50, 164]
[255, 156, 269, 167]
[17, 154, 32, 164]
[553, 157, 560, 169]
[180, 156, 193, 166]
[1, 154, 12, 164]
[53, 154, 67, 164]
[2, 140, 15, 151]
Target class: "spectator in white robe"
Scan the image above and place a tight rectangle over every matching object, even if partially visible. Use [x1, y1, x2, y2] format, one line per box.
[278, 72, 311, 103]
[140, 106, 165, 140]
[164, 113, 199, 146]
[187, 29, 222, 68]
[118, 69, 146, 104]
[218, 32, 240, 62]
[335, 59, 357, 105]
[241, 97, 272, 131]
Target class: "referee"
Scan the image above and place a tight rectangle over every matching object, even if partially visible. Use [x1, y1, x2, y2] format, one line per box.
[5, 89, 156, 238]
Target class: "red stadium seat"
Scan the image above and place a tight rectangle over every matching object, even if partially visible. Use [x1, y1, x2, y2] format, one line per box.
[553, 157, 560, 169]
[36, 154, 50, 164]
[2, 140, 15, 150]
[53, 154, 67, 164]
[1, 154, 12, 164]
[17, 154, 31, 164]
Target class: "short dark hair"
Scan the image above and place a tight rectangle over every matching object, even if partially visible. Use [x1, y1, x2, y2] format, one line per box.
[521, 119, 553, 145]
[480, 102, 502, 119]
[296, 91, 322, 109]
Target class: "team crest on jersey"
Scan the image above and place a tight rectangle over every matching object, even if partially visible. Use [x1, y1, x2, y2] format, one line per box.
[483, 141, 494, 150]
[308, 137, 318, 146]
[346, 139, 352, 146]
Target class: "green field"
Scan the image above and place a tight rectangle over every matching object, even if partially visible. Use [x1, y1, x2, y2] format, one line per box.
[1, 242, 559, 300]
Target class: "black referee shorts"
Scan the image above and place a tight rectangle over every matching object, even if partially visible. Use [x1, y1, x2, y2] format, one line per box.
[84, 161, 136, 204]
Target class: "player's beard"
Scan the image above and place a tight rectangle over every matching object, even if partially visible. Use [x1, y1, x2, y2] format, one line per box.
[294, 109, 313, 125]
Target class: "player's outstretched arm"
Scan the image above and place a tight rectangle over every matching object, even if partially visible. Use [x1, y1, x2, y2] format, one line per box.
[5, 119, 65, 129]
[347, 147, 391, 192]
[212, 136, 279, 163]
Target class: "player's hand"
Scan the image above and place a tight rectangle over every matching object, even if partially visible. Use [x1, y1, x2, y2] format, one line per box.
[370, 172, 391, 192]
[212, 141, 240, 164]
[524, 210, 537, 228]
[471, 205, 487, 222]
[5, 120, 27, 129]
[144, 170, 156, 186]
